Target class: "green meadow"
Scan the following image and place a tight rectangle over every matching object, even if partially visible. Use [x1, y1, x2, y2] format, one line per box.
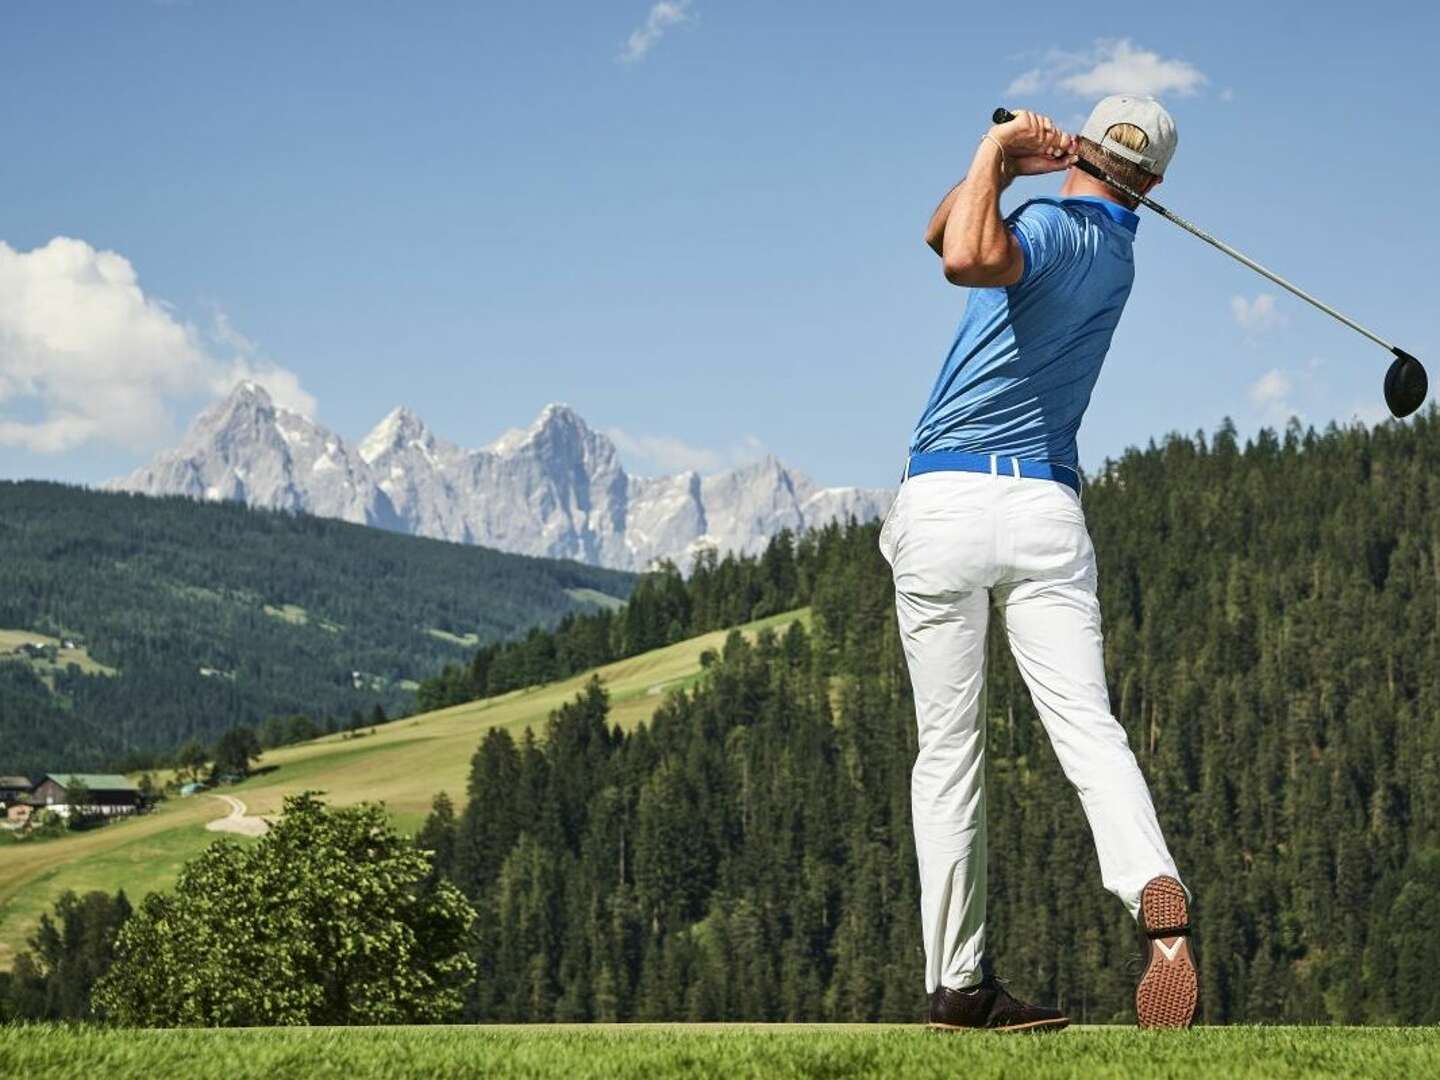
[0, 628, 118, 687]
[0, 609, 810, 969]
[2, 1024, 1437, 1079]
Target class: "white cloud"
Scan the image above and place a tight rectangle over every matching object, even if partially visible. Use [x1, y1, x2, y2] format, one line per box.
[606, 426, 767, 476]
[1247, 358, 1324, 424]
[0, 237, 313, 454]
[1248, 369, 1292, 407]
[1005, 69, 1046, 97]
[619, 1, 693, 64]
[1006, 39, 1207, 100]
[1060, 40, 1206, 97]
[1231, 293, 1285, 332]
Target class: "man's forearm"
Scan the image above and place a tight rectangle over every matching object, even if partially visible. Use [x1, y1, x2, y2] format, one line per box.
[940, 138, 1014, 280]
[924, 182, 963, 255]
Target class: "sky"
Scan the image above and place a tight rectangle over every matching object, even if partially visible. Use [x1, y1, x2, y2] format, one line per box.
[2, 0, 1437, 490]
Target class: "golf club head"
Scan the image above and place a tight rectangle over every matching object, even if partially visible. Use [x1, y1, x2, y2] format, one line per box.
[1384, 349, 1428, 418]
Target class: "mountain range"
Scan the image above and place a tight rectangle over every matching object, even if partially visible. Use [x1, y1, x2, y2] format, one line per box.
[109, 383, 892, 571]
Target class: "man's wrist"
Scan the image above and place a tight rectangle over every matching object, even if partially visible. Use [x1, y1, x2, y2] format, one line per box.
[978, 133, 1011, 184]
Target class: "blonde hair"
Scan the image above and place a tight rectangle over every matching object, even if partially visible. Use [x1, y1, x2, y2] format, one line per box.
[1105, 122, 1150, 154]
[1077, 122, 1158, 208]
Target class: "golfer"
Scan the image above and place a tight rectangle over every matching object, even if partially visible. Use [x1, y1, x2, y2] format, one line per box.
[879, 96, 1197, 1032]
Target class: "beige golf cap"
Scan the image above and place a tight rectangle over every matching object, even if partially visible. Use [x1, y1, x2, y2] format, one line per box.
[1081, 95, 1178, 176]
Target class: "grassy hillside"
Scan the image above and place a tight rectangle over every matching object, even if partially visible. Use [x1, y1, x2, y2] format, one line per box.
[0, 608, 809, 970]
[0, 629, 117, 686]
[3, 1024, 1436, 1079]
[0, 481, 634, 772]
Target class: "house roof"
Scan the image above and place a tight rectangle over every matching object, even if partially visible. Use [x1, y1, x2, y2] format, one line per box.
[0, 776, 32, 789]
[44, 773, 141, 793]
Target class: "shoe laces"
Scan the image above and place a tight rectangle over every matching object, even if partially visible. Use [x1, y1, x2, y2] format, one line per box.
[984, 972, 1025, 1005]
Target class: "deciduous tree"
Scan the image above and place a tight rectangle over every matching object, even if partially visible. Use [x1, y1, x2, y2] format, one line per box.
[94, 793, 475, 1026]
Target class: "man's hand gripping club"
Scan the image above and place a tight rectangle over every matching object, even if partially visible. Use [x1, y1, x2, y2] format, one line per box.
[924, 110, 1078, 288]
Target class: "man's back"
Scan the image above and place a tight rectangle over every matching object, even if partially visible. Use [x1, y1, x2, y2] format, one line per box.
[909, 195, 1139, 470]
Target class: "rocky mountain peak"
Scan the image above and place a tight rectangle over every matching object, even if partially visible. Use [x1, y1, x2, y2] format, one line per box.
[495, 403, 587, 450]
[529, 403, 613, 465]
[359, 406, 433, 465]
[536, 401, 581, 428]
[208, 378, 271, 416]
[734, 454, 788, 479]
[180, 380, 282, 450]
[111, 393, 892, 572]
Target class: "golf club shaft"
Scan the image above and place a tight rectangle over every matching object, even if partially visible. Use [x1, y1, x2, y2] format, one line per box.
[991, 108, 1395, 354]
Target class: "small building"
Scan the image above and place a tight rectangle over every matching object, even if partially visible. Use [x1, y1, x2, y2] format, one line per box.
[0, 775, 33, 807]
[32, 774, 143, 818]
[6, 801, 35, 826]
[180, 781, 207, 797]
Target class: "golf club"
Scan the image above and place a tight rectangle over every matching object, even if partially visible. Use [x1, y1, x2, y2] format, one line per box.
[992, 107, 1428, 419]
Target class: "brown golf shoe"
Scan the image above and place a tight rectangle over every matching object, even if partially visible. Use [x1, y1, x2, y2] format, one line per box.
[928, 966, 1070, 1033]
[1136, 875, 1198, 1028]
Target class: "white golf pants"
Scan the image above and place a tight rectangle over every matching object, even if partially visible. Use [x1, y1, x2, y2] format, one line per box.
[878, 468, 1182, 994]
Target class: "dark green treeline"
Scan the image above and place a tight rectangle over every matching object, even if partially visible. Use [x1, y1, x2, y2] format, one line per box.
[418, 414, 1440, 1025]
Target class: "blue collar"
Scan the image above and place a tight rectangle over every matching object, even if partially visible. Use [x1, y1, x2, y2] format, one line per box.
[1063, 195, 1140, 235]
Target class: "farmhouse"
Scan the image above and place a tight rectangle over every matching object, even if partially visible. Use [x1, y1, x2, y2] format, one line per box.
[0, 775, 33, 806]
[31, 774, 142, 818]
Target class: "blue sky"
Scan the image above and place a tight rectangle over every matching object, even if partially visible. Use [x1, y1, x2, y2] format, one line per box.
[2, 0, 1436, 489]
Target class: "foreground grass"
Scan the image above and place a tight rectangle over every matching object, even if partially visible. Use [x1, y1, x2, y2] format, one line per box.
[2, 1024, 1438, 1079]
[0, 609, 810, 967]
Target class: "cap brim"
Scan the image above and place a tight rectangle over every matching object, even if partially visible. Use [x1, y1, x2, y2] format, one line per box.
[1099, 137, 1160, 174]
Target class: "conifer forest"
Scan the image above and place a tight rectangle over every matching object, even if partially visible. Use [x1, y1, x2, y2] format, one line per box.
[418, 415, 1440, 1024]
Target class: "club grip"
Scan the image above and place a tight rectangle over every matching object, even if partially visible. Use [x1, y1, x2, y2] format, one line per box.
[992, 108, 1016, 124]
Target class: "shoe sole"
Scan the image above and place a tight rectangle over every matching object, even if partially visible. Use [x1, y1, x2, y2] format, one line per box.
[927, 1017, 1071, 1034]
[1136, 875, 1198, 1029]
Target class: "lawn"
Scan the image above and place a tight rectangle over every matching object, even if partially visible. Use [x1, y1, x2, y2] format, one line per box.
[0, 1024, 1436, 1079]
[0, 609, 810, 968]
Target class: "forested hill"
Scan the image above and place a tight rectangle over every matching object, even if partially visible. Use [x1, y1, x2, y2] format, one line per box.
[419, 412, 1440, 1024]
[0, 482, 633, 774]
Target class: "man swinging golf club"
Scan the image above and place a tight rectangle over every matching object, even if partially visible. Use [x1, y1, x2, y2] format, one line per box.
[879, 96, 1198, 1032]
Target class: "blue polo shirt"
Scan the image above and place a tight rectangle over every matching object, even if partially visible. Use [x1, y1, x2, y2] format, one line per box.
[909, 195, 1139, 470]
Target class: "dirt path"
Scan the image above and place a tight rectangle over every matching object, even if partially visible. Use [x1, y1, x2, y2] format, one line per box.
[206, 794, 269, 837]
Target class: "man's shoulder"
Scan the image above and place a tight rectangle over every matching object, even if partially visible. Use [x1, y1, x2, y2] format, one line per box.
[1007, 198, 1085, 237]
[1005, 197, 1136, 288]
[1005, 199, 1085, 280]
[1008, 196, 1070, 220]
